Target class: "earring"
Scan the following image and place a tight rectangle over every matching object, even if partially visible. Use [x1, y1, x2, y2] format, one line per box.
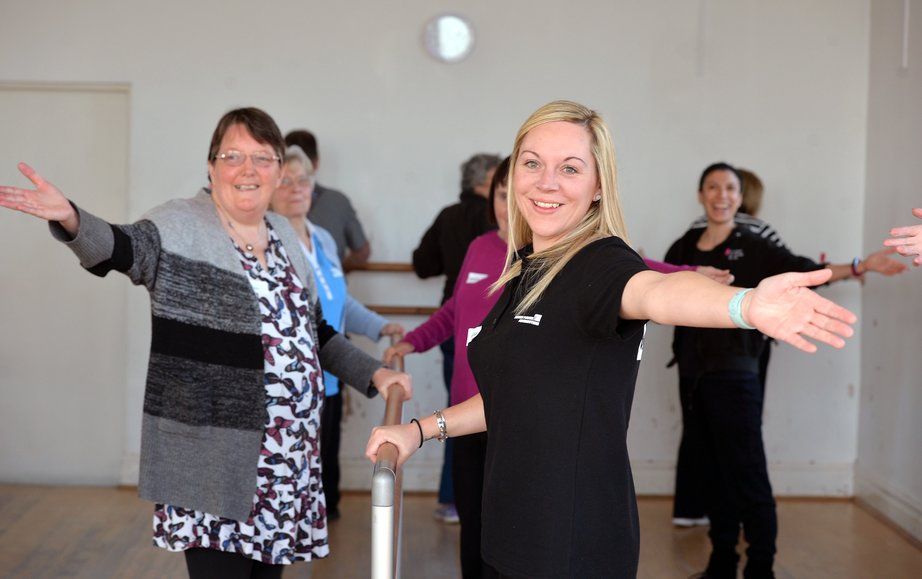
[593, 194, 602, 202]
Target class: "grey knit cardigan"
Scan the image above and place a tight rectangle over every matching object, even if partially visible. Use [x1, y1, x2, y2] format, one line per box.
[51, 190, 383, 521]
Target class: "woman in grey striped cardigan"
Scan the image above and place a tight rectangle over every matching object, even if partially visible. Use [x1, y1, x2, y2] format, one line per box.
[0, 107, 411, 578]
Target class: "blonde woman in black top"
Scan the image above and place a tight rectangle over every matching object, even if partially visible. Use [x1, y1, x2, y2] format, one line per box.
[366, 101, 856, 579]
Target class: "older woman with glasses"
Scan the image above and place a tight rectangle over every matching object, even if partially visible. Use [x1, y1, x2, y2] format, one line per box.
[270, 145, 404, 523]
[0, 107, 411, 579]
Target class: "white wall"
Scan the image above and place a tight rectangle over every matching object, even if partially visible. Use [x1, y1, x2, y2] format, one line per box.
[857, 0, 922, 540]
[0, 1, 878, 495]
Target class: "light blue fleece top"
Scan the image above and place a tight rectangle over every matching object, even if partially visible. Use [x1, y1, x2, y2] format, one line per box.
[301, 221, 387, 396]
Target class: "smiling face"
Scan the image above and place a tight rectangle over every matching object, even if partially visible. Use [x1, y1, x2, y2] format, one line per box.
[513, 121, 600, 252]
[271, 159, 314, 219]
[698, 169, 742, 226]
[207, 123, 282, 223]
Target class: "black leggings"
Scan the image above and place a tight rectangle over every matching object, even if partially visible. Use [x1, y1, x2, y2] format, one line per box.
[694, 371, 777, 578]
[452, 431, 488, 579]
[321, 391, 343, 516]
[184, 548, 285, 579]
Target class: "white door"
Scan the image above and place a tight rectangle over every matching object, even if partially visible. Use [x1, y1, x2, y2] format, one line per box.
[0, 84, 130, 484]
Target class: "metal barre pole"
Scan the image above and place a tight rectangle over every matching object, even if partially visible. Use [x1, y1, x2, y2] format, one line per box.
[372, 337, 406, 579]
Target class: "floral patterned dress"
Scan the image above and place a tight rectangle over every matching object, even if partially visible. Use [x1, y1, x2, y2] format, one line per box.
[153, 224, 329, 565]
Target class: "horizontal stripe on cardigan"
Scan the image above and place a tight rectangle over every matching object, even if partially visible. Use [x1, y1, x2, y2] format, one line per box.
[143, 351, 267, 430]
[151, 316, 263, 370]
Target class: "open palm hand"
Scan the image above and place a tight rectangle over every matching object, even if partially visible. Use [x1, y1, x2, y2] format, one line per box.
[883, 208, 922, 266]
[0, 163, 77, 228]
[863, 247, 908, 276]
[747, 269, 857, 353]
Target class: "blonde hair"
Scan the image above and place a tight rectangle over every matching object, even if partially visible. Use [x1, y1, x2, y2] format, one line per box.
[491, 100, 630, 315]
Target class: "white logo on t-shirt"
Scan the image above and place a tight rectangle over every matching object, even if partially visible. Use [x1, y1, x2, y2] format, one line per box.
[466, 325, 482, 346]
[514, 314, 542, 327]
[466, 272, 488, 284]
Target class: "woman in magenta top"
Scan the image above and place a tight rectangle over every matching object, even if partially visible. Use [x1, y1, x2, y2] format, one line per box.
[385, 157, 511, 579]
[390, 230, 507, 405]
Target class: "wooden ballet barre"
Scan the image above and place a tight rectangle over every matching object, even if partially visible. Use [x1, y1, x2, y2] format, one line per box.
[349, 262, 438, 316]
[366, 305, 438, 316]
[351, 262, 415, 272]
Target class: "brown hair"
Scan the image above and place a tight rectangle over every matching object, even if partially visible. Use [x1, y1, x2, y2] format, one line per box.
[738, 168, 764, 217]
[285, 130, 319, 165]
[487, 156, 511, 225]
[698, 162, 741, 191]
[207, 107, 285, 164]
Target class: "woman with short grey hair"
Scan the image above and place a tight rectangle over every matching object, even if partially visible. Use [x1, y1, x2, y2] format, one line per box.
[460, 153, 503, 192]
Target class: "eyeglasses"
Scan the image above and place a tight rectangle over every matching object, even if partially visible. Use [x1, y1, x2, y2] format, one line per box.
[214, 150, 281, 168]
[279, 176, 314, 188]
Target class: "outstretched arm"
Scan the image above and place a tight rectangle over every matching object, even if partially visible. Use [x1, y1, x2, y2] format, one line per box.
[622, 268, 856, 353]
[2, 162, 163, 288]
[883, 208, 922, 266]
[824, 248, 907, 281]
[0, 163, 79, 232]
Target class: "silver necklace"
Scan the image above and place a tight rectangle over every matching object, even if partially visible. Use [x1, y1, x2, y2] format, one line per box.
[217, 205, 264, 252]
[227, 218, 264, 252]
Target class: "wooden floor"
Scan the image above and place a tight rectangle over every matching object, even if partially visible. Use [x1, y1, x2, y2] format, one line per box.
[0, 486, 919, 578]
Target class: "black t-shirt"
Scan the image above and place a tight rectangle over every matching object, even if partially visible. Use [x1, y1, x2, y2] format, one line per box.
[467, 236, 649, 578]
[664, 226, 823, 377]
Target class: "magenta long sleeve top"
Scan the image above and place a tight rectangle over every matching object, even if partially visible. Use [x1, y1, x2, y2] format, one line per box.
[644, 258, 696, 274]
[404, 231, 508, 405]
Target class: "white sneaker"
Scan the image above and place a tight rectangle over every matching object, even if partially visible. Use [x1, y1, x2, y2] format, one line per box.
[672, 516, 710, 527]
[433, 504, 460, 524]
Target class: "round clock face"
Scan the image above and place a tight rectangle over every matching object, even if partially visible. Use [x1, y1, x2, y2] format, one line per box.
[423, 14, 475, 63]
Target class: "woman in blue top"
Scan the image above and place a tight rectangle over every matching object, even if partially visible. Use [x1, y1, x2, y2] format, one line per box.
[271, 146, 404, 520]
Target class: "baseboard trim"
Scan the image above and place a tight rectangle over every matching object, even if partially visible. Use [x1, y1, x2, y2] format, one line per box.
[120, 451, 139, 486]
[854, 467, 922, 543]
